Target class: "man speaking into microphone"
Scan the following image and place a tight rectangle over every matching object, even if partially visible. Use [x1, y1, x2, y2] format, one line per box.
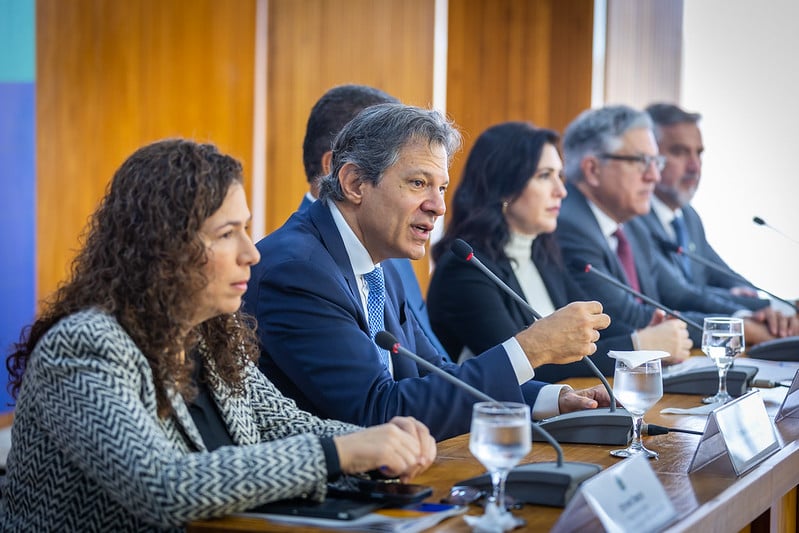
[244, 104, 611, 442]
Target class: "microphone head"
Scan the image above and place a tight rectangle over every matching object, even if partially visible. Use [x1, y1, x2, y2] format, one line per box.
[654, 236, 680, 253]
[753, 216, 766, 226]
[375, 331, 399, 352]
[569, 260, 591, 274]
[451, 239, 474, 262]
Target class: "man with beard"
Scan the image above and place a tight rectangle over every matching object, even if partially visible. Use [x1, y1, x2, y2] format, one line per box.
[641, 103, 797, 339]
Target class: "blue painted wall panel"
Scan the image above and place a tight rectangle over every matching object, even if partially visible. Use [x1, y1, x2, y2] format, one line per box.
[0, 0, 36, 411]
[0, 82, 35, 410]
[0, 0, 36, 83]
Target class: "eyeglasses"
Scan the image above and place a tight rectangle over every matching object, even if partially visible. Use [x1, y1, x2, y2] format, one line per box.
[598, 153, 666, 172]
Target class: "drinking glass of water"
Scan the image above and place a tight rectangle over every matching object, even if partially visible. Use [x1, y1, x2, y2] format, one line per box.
[610, 358, 663, 459]
[467, 402, 531, 531]
[701, 317, 745, 404]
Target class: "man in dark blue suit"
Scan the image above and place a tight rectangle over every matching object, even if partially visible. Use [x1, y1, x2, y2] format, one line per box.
[244, 103, 612, 441]
[299, 84, 448, 358]
[555, 105, 760, 346]
[642, 103, 797, 341]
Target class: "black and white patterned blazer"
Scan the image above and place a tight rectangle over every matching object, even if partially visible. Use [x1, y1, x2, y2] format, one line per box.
[1, 308, 360, 532]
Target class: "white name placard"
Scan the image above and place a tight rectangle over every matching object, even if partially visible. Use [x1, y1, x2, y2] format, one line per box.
[689, 390, 781, 475]
[566, 454, 676, 533]
[775, 369, 799, 423]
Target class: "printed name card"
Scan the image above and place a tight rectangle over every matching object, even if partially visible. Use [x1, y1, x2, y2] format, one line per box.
[553, 454, 676, 533]
[775, 369, 799, 423]
[689, 390, 781, 475]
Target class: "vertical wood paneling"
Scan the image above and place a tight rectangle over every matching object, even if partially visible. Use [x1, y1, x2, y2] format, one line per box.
[37, 0, 256, 302]
[265, 0, 435, 287]
[549, 0, 596, 130]
[604, 0, 683, 107]
[446, 0, 594, 226]
[35, 0, 593, 303]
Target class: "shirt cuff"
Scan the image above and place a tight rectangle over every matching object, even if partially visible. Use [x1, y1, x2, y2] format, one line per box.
[733, 309, 753, 319]
[502, 337, 534, 384]
[630, 330, 640, 351]
[319, 437, 342, 481]
[532, 384, 572, 420]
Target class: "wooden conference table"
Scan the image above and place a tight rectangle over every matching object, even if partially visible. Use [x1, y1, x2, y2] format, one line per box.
[188, 374, 799, 533]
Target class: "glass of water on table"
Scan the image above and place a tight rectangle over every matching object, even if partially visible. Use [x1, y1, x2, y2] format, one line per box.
[609, 351, 668, 459]
[466, 402, 531, 531]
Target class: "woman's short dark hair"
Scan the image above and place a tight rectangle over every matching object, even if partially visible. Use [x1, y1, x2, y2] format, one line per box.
[7, 139, 259, 415]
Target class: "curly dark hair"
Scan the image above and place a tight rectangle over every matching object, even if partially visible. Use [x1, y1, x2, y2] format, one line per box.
[6, 139, 259, 416]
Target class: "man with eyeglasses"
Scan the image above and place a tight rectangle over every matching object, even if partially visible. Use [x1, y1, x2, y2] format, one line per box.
[640, 103, 797, 341]
[555, 105, 756, 346]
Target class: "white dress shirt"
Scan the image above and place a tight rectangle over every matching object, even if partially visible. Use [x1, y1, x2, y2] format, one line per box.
[327, 202, 566, 418]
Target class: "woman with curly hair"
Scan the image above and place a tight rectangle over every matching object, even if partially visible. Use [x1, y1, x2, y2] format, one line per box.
[428, 122, 691, 381]
[2, 139, 435, 531]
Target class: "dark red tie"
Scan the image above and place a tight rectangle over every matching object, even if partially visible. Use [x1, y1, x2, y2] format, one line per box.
[614, 227, 640, 293]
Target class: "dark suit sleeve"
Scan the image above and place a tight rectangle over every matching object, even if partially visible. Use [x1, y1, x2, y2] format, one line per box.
[685, 211, 769, 310]
[552, 270, 633, 377]
[683, 206, 753, 290]
[251, 255, 543, 441]
[427, 251, 627, 380]
[556, 214, 657, 330]
[427, 253, 532, 360]
[626, 219, 745, 344]
[385, 259, 449, 358]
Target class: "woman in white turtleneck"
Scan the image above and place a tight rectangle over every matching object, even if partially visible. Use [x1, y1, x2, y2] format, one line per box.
[428, 122, 691, 382]
[504, 233, 557, 319]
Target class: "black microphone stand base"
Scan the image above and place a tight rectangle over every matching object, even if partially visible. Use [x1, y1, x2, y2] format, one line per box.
[534, 409, 632, 445]
[454, 461, 602, 508]
[663, 365, 758, 396]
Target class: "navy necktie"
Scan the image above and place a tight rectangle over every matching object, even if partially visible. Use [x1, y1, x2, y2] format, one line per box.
[363, 266, 389, 368]
[671, 216, 693, 281]
[614, 227, 641, 293]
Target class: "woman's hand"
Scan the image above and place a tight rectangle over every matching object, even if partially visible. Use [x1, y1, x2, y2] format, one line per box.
[333, 417, 436, 483]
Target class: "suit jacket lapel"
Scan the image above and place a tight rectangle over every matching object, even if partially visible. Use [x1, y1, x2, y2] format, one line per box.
[488, 255, 537, 325]
[309, 200, 368, 331]
[167, 389, 207, 452]
[567, 183, 627, 280]
[535, 257, 569, 309]
[642, 210, 684, 275]
[205, 358, 261, 446]
[625, 219, 657, 296]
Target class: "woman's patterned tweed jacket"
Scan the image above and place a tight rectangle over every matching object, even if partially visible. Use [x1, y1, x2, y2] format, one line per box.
[1, 308, 359, 532]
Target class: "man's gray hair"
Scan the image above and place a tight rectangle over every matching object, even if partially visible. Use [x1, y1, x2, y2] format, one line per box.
[318, 103, 462, 202]
[562, 105, 653, 183]
[645, 102, 702, 142]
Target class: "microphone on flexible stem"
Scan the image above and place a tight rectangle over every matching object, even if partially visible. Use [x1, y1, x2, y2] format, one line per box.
[451, 239, 542, 320]
[655, 237, 799, 313]
[574, 261, 704, 334]
[572, 261, 761, 396]
[451, 239, 632, 446]
[754, 216, 799, 246]
[375, 331, 601, 507]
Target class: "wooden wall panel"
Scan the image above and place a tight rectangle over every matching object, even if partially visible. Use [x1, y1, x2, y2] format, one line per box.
[446, 0, 594, 221]
[37, 0, 256, 302]
[265, 0, 435, 287]
[549, 0, 596, 131]
[35, 0, 593, 302]
[604, 0, 683, 107]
